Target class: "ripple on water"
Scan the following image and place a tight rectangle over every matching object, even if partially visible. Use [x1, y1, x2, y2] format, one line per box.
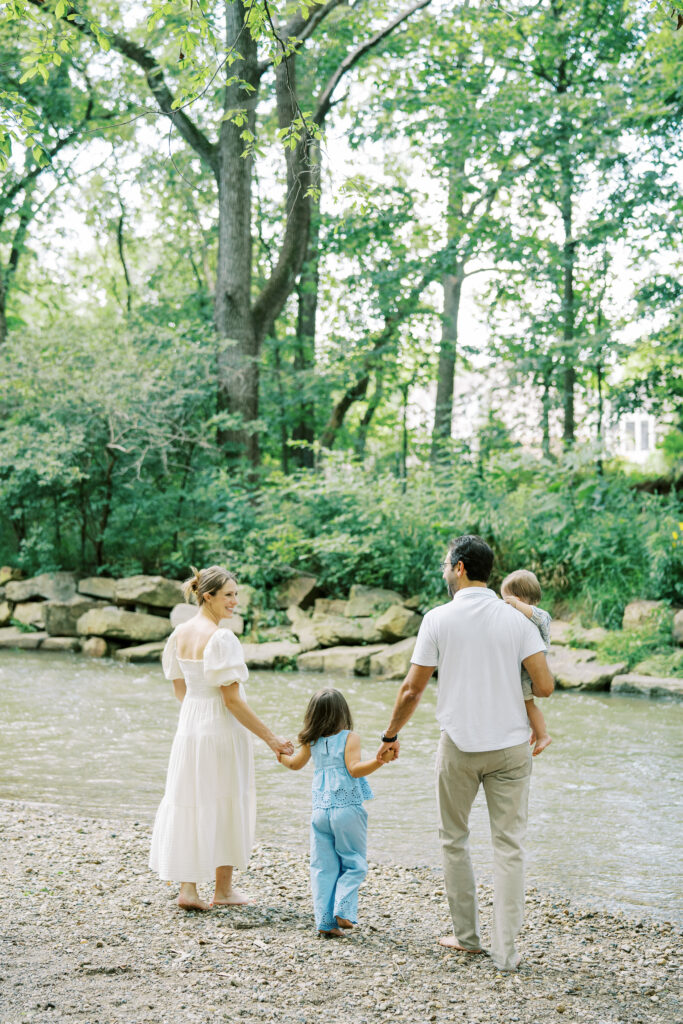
[1, 649, 681, 924]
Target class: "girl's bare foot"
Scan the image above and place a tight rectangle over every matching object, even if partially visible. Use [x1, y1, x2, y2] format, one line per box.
[212, 888, 252, 906]
[438, 935, 484, 953]
[335, 916, 354, 929]
[318, 928, 344, 938]
[532, 735, 552, 756]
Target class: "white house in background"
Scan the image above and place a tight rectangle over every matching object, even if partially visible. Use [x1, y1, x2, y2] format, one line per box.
[606, 409, 661, 465]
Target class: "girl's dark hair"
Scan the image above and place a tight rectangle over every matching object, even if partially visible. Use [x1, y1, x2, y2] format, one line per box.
[298, 688, 353, 746]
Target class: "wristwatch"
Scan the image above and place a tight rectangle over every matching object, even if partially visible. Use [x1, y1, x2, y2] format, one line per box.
[381, 732, 399, 743]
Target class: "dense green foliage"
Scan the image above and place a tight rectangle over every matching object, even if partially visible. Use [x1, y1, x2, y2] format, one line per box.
[0, 0, 681, 630]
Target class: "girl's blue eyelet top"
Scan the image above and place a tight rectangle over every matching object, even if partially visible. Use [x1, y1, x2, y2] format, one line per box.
[310, 730, 373, 809]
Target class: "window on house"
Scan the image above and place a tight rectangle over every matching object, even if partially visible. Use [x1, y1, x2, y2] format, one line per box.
[640, 421, 650, 451]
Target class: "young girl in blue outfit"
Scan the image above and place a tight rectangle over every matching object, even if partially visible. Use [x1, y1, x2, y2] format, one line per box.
[279, 688, 391, 937]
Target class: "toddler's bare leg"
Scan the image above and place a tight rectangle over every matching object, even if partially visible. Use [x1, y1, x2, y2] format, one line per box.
[525, 699, 551, 756]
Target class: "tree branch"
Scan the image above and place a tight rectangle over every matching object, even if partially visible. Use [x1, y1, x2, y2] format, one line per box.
[26, 0, 219, 177]
[257, 0, 349, 76]
[314, 0, 432, 125]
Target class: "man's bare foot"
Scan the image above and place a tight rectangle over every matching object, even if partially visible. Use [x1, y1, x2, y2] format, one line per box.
[532, 735, 552, 756]
[438, 935, 484, 953]
[335, 916, 354, 929]
[177, 895, 211, 911]
[212, 888, 252, 906]
[318, 928, 344, 938]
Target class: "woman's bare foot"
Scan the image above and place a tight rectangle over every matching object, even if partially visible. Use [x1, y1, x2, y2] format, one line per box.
[335, 916, 354, 929]
[212, 888, 252, 906]
[438, 935, 484, 953]
[532, 734, 552, 756]
[177, 884, 211, 911]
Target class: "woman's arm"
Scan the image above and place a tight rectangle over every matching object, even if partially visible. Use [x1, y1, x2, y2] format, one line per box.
[279, 744, 311, 770]
[172, 678, 186, 702]
[220, 682, 294, 756]
[345, 732, 385, 778]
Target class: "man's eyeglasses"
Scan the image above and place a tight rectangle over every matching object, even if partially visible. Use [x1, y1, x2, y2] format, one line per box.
[441, 557, 461, 571]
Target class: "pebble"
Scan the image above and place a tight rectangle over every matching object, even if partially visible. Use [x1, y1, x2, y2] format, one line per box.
[1, 799, 681, 1024]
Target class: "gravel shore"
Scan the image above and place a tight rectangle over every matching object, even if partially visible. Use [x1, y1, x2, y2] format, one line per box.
[1, 801, 680, 1024]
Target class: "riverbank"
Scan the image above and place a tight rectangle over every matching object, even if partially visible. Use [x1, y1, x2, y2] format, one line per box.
[1, 801, 680, 1024]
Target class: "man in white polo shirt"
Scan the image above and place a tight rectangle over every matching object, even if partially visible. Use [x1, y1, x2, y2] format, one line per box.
[378, 535, 554, 971]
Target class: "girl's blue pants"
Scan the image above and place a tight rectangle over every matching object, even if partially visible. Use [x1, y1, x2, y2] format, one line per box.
[310, 804, 368, 931]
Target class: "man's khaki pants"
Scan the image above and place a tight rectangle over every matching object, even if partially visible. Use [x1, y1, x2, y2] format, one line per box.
[436, 731, 532, 971]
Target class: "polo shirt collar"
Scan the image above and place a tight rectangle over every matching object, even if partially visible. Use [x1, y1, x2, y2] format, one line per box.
[452, 587, 497, 601]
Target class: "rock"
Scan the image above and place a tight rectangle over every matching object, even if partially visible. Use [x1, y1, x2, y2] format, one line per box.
[82, 636, 108, 658]
[114, 641, 166, 663]
[297, 645, 386, 675]
[673, 610, 683, 646]
[611, 673, 683, 700]
[114, 575, 184, 609]
[0, 566, 22, 585]
[286, 608, 320, 651]
[573, 626, 610, 647]
[12, 601, 46, 628]
[5, 572, 77, 603]
[76, 606, 173, 642]
[241, 641, 302, 669]
[345, 585, 404, 618]
[369, 637, 417, 679]
[0, 627, 47, 649]
[0, 600, 12, 626]
[311, 613, 382, 646]
[313, 598, 347, 616]
[403, 595, 422, 610]
[275, 574, 318, 610]
[170, 603, 194, 627]
[622, 600, 668, 630]
[546, 646, 627, 691]
[44, 596, 101, 637]
[40, 636, 81, 652]
[78, 577, 117, 601]
[375, 604, 422, 641]
[549, 620, 573, 645]
[219, 614, 244, 636]
[632, 650, 683, 677]
[236, 584, 257, 615]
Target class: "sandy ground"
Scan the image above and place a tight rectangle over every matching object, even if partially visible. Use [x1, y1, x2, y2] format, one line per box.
[0, 801, 680, 1024]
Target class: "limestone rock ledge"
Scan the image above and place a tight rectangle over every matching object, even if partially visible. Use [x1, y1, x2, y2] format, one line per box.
[611, 673, 683, 700]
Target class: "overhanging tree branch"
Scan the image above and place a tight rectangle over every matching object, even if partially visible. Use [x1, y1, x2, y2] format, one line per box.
[314, 0, 432, 124]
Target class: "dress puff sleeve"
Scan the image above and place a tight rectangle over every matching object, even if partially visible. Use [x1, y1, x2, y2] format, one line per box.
[162, 630, 182, 680]
[204, 628, 249, 687]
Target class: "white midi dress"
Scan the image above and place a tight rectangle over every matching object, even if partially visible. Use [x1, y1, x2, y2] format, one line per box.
[149, 628, 256, 881]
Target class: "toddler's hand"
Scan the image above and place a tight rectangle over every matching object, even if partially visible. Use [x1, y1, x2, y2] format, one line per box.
[378, 749, 396, 764]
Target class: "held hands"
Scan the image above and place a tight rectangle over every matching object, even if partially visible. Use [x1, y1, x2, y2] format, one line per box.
[270, 736, 294, 758]
[377, 748, 397, 764]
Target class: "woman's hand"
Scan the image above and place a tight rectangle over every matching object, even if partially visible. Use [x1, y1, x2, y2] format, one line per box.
[269, 736, 294, 757]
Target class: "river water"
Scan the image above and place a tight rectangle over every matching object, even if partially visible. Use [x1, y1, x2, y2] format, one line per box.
[1, 650, 681, 923]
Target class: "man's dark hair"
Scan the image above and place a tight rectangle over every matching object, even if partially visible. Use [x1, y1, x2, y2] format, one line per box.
[447, 534, 494, 583]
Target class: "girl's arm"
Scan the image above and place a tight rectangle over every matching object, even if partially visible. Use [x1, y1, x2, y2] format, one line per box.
[220, 682, 294, 757]
[279, 743, 311, 770]
[345, 732, 385, 778]
[172, 678, 186, 702]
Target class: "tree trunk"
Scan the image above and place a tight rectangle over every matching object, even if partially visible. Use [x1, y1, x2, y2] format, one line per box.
[431, 269, 463, 461]
[292, 166, 321, 469]
[214, 4, 261, 465]
[557, 61, 576, 447]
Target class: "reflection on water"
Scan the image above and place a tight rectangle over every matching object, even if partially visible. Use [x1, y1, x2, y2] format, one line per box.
[1, 650, 681, 923]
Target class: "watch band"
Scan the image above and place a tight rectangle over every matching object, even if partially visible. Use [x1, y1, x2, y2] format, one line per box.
[381, 732, 399, 743]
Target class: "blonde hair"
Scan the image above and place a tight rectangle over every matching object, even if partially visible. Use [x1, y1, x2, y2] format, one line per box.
[182, 565, 236, 605]
[501, 569, 542, 605]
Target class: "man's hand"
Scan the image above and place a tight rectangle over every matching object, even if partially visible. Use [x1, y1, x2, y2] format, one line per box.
[376, 739, 400, 762]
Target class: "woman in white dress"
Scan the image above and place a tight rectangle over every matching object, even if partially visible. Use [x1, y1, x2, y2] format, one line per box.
[149, 565, 293, 910]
